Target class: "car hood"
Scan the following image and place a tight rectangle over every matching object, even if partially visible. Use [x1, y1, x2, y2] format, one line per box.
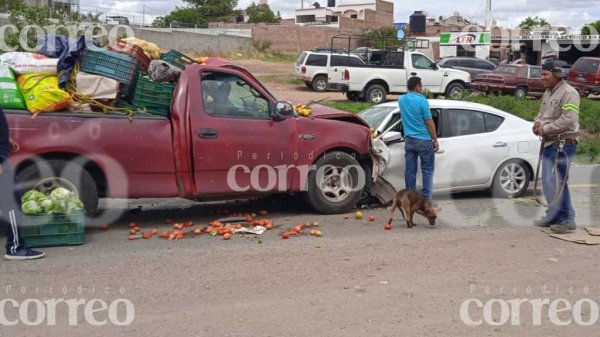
[441, 67, 471, 79]
[292, 102, 370, 128]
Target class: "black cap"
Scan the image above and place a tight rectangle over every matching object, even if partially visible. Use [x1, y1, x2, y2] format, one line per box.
[542, 60, 567, 79]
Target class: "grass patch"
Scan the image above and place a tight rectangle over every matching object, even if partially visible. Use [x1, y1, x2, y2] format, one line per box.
[324, 101, 375, 114]
[227, 50, 298, 63]
[256, 74, 303, 86]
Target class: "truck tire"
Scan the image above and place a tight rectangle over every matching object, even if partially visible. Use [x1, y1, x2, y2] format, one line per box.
[311, 75, 328, 92]
[491, 160, 530, 198]
[514, 86, 528, 99]
[304, 151, 365, 214]
[17, 159, 99, 214]
[364, 84, 386, 103]
[346, 91, 360, 101]
[445, 82, 465, 100]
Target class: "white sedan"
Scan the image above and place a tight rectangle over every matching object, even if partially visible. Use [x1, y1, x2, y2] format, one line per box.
[360, 100, 540, 201]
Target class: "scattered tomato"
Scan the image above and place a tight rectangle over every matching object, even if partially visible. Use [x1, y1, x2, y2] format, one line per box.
[133, 226, 140, 233]
[507, 195, 513, 199]
[184, 221, 193, 227]
[235, 224, 242, 230]
[368, 215, 376, 222]
[142, 232, 152, 239]
[168, 233, 176, 241]
[194, 228, 202, 235]
[293, 225, 303, 233]
[150, 228, 158, 236]
[312, 222, 320, 227]
[128, 235, 136, 240]
[314, 230, 322, 237]
[282, 233, 290, 239]
[310, 229, 317, 236]
[160, 231, 169, 239]
[355, 211, 364, 219]
[128, 222, 136, 228]
[245, 216, 253, 222]
[384, 224, 392, 230]
[129, 229, 137, 235]
[265, 223, 273, 230]
[206, 226, 214, 233]
[223, 233, 232, 240]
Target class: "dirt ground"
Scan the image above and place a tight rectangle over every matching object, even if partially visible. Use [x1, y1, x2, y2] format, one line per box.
[1, 60, 600, 336]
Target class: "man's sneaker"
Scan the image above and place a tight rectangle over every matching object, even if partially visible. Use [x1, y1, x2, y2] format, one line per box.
[550, 221, 576, 234]
[534, 216, 556, 227]
[4, 248, 45, 260]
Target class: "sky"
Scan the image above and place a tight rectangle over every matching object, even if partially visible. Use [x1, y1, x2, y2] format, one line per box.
[77, 0, 600, 31]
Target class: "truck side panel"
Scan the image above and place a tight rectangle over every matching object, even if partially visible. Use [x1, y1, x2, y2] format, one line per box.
[7, 111, 179, 199]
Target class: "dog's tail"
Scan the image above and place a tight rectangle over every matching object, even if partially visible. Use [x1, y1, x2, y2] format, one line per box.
[387, 197, 397, 225]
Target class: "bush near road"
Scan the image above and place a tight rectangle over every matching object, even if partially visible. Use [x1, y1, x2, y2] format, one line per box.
[326, 96, 600, 163]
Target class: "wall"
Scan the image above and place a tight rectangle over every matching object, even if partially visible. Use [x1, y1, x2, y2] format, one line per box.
[129, 28, 252, 55]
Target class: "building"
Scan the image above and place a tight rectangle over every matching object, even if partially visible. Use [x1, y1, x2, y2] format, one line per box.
[23, 0, 79, 13]
[294, 0, 393, 29]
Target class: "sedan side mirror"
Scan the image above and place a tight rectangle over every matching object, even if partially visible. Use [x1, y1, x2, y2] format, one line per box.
[430, 63, 439, 70]
[273, 102, 294, 121]
[382, 131, 403, 143]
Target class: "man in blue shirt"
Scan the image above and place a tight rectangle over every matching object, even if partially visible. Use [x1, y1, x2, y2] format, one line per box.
[1, 107, 45, 260]
[398, 77, 439, 202]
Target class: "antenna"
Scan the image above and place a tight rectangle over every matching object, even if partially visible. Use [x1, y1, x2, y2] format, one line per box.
[485, 0, 492, 31]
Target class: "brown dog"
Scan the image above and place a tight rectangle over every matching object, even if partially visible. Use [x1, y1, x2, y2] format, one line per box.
[387, 189, 437, 228]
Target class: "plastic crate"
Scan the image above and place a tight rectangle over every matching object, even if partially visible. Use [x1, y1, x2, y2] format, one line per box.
[116, 100, 168, 117]
[160, 50, 197, 70]
[107, 40, 152, 73]
[130, 74, 175, 116]
[81, 48, 138, 85]
[22, 211, 85, 248]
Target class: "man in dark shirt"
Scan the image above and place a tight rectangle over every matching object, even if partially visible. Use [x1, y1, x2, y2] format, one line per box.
[1, 107, 45, 260]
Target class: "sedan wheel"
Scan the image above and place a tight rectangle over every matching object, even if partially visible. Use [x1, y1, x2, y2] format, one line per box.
[492, 160, 530, 198]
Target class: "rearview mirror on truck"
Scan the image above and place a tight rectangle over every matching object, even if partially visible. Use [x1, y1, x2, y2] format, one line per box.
[273, 102, 294, 121]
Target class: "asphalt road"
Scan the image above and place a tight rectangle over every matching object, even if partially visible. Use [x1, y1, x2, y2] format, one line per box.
[1, 166, 599, 337]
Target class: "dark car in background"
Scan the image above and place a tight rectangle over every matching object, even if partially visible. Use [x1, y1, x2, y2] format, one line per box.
[473, 64, 545, 98]
[567, 57, 600, 95]
[436, 57, 497, 77]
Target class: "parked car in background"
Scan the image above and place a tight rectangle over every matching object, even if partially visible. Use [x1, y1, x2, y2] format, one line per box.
[436, 57, 497, 77]
[567, 57, 600, 95]
[294, 50, 365, 92]
[472, 64, 544, 98]
[359, 100, 539, 201]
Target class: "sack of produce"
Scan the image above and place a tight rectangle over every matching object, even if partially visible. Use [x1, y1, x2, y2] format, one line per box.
[75, 71, 119, 100]
[0, 65, 27, 110]
[120, 37, 161, 60]
[0, 52, 58, 75]
[17, 74, 72, 114]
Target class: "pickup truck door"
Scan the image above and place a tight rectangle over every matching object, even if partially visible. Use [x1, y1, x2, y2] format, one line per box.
[191, 69, 297, 195]
[408, 54, 444, 92]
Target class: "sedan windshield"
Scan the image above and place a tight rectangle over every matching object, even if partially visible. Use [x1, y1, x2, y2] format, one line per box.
[358, 106, 397, 129]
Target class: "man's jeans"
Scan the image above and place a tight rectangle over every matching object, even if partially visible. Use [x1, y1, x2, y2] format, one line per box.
[404, 137, 435, 202]
[541, 143, 576, 223]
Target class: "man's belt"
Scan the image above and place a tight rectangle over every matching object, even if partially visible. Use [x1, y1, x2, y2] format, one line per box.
[542, 133, 579, 143]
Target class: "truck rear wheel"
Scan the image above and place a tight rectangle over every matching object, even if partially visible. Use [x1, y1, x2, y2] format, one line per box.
[311, 75, 328, 92]
[514, 86, 528, 99]
[364, 84, 386, 103]
[304, 151, 365, 214]
[17, 159, 99, 214]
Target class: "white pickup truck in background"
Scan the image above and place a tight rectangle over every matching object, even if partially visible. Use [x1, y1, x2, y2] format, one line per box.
[327, 50, 473, 103]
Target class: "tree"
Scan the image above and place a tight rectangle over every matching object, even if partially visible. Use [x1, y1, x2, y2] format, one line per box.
[182, 0, 238, 21]
[518, 16, 550, 29]
[246, 2, 279, 24]
[581, 20, 600, 35]
[359, 27, 401, 49]
[152, 7, 206, 28]
[0, 0, 25, 12]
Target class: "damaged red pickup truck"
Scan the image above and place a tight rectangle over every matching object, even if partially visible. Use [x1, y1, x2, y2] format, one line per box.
[6, 60, 372, 214]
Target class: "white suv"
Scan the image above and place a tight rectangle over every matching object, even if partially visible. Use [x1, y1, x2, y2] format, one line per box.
[294, 50, 365, 92]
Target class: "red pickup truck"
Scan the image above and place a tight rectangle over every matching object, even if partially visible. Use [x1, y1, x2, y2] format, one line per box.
[6, 59, 372, 215]
[472, 64, 544, 98]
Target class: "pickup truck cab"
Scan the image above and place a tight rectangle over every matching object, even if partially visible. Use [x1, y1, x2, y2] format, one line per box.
[327, 50, 472, 103]
[6, 59, 372, 215]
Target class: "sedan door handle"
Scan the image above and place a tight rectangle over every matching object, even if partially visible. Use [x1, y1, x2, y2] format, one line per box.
[493, 142, 508, 148]
[410, 72, 417, 76]
[198, 128, 218, 139]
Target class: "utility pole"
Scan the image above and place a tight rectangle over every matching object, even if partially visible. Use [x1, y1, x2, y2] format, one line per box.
[142, 4, 145, 27]
[485, 0, 492, 31]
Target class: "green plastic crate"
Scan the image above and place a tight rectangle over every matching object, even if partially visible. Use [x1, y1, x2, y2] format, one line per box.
[130, 74, 175, 117]
[81, 48, 138, 85]
[116, 100, 168, 117]
[23, 211, 85, 248]
[160, 49, 197, 70]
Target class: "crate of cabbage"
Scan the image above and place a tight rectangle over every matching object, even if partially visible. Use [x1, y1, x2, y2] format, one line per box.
[21, 188, 85, 248]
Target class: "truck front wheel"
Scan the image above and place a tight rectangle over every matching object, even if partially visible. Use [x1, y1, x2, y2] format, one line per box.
[445, 82, 465, 100]
[364, 84, 386, 103]
[17, 159, 99, 214]
[304, 152, 365, 214]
